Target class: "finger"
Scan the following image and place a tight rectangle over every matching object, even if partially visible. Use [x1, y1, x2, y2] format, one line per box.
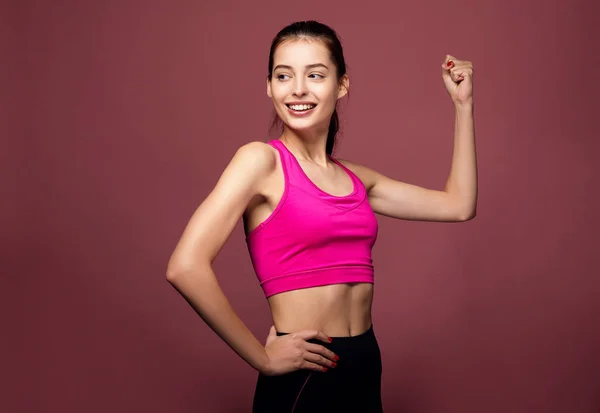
[265, 325, 277, 344]
[450, 67, 463, 82]
[451, 67, 473, 82]
[444, 61, 471, 72]
[449, 62, 473, 72]
[294, 329, 332, 344]
[305, 342, 339, 362]
[301, 360, 329, 373]
[303, 351, 338, 368]
[442, 54, 457, 70]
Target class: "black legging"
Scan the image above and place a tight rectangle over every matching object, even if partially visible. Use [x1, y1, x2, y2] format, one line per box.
[252, 325, 383, 412]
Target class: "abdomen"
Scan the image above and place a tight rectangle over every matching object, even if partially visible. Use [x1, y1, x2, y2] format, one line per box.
[267, 283, 374, 337]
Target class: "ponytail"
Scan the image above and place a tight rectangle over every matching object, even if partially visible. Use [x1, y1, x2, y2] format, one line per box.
[326, 108, 339, 156]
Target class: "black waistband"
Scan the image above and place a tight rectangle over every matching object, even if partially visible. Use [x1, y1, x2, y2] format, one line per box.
[276, 324, 374, 339]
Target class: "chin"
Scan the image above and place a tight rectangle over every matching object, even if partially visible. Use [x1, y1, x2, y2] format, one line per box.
[287, 121, 328, 136]
[285, 118, 318, 129]
[283, 114, 329, 132]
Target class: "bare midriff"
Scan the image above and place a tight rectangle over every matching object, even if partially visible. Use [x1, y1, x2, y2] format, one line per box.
[267, 282, 374, 337]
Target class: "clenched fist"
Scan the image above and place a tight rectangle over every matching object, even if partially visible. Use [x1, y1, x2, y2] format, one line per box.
[442, 54, 474, 105]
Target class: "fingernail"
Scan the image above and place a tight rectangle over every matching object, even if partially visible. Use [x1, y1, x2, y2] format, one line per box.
[323, 368, 328, 372]
[447, 60, 454, 67]
[334, 355, 339, 361]
[328, 337, 333, 343]
[332, 362, 337, 368]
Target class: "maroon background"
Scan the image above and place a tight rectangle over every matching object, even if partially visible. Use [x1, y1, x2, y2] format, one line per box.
[5, 0, 600, 412]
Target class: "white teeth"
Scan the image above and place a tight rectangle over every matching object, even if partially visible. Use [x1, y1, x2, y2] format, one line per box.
[289, 104, 315, 111]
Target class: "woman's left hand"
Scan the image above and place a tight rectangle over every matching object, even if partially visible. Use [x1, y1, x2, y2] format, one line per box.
[442, 55, 474, 105]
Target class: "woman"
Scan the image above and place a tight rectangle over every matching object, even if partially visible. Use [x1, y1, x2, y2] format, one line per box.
[167, 20, 476, 412]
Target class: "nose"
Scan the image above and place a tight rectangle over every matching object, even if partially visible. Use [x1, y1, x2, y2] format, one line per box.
[292, 77, 308, 97]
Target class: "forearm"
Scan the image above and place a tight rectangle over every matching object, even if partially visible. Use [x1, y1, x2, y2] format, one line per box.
[167, 266, 269, 373]
[444, 101, 478, 218]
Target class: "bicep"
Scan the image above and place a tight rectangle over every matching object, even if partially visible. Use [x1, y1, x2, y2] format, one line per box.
[369, 175, 463, 222]
[168, 143, 275, 271]
[340, 159, 465, 222]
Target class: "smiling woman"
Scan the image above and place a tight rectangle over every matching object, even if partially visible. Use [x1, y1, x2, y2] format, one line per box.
[166, 19, 477, 413]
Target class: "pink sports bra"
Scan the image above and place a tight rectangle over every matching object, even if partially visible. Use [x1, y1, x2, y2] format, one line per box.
[246, 139, 378, 298]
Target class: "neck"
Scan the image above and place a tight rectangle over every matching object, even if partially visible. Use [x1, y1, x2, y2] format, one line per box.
[280, 126, 329, 164]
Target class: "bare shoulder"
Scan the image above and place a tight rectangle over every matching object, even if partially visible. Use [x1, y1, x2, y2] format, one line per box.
[207, 140, 279, 199]
[219, 141, 279, 190]
[335, 158, 378, 191]
[232, 141, 278, 172]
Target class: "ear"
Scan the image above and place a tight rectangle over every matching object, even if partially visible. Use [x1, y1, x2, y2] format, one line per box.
[337, 74, 349, 100]
[266, 77, 272, 98]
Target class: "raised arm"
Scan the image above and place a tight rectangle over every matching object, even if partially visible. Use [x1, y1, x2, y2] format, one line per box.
[340, 55, 477, 223]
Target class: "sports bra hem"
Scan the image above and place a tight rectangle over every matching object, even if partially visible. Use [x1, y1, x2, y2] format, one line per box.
[261, 265, 375, 298]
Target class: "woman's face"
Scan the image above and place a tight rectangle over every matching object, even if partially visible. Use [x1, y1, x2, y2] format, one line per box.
[268, 39, 348, 135]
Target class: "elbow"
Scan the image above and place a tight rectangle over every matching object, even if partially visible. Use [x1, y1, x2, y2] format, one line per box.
[166, 266, 181, 283]
[458, 212, 476, 222]
[166, 256, 212, 284]
[166, 261, 198, 283]
[456, 207, 477, 222]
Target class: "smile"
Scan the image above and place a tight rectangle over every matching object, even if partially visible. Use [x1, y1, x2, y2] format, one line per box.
[285, 103, 317, 116]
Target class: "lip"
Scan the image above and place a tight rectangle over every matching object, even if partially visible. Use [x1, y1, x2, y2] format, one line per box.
[285, 101, 317, 106]
[285, 102, 317, 117]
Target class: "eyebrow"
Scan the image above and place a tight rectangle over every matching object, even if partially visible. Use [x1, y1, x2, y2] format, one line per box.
[273, 63, 329, 72]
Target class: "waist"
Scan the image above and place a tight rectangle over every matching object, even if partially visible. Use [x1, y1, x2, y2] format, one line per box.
[268, 282, 374, 337]
[277, 323, 375, 340]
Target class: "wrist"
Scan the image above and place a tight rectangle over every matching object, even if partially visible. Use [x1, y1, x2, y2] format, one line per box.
[257, 348, 272, 375]
[454, 100, 473, 113]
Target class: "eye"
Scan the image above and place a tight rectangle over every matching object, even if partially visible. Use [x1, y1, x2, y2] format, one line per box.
[276, 74, 290, 81]
[309, 73, 325, 79]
